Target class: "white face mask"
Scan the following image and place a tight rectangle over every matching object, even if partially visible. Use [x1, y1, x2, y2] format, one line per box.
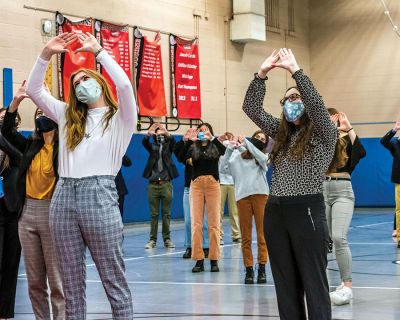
[75, 78, 102, 104]
[222, 140, 230, 147]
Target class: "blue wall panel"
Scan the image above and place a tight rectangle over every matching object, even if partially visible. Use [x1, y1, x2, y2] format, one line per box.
[18, 132, 396, 223]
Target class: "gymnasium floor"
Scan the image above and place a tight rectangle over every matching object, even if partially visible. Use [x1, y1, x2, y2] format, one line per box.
[14, 209, 400, 319]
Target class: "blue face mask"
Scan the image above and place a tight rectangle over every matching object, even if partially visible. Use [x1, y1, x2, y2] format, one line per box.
[75, 78, 102, 104]
[197, 132, 208, 141]
[283, 100, 305, 123]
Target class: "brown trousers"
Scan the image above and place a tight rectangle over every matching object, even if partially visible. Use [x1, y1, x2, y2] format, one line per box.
[190, 175, 221, 260]
[19, 199, 65, 320]
[236, 194, 268, 267]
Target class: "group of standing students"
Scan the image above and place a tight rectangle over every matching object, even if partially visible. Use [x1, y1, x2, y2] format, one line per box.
[0, 30, 392, 320]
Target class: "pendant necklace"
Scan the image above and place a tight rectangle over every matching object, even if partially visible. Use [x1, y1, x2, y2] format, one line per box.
[84, 118, 103, 139]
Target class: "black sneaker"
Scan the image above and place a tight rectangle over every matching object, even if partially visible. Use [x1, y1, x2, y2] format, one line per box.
[203, 248, 209, 258]
[210, 260, 219, 272]
[192, 260, 204, 273]
[257, 264, 267, 284]
[244, 267, 254, 284]
[328, 238, 333, 253]
[182, 248, 192, 259]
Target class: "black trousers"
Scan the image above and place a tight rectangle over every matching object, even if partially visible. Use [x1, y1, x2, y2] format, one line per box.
[265, 193, 331, 320]
[0, 198, 21, 318]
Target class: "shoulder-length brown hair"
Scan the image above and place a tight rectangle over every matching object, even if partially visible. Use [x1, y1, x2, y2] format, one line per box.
[270, 87, 314, 164]
[66, 69, 118, 151]
[327, 107, 348, 173]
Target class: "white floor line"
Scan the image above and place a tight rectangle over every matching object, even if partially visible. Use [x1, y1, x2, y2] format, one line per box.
[82, 279, 400, 290]
[350, 221, 392, 229]
[18, 243, 240, 276]
[348, 242, 397, 245]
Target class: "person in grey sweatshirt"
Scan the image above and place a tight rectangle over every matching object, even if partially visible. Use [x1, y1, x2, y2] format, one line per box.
[220, 130, 270, 284]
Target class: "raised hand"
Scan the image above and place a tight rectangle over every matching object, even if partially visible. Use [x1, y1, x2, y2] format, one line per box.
[258, 50, 279, 79]
[338, 112, 352, 132]
[75, 32, 102, 54]
[189, 129, 199, 141]
[9, 80, 29, 112]
[147, 123, 159, 136]
[40, 32, 78, 60]
[272, 48, 300, 74]
[204, 131, 213, 140]
[183, 128, 195, 141]
[330, 113, 339, 125]
[393, 121, 400, 132]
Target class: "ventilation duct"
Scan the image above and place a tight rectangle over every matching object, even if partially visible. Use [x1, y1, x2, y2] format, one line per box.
[230, 0, 266, 42]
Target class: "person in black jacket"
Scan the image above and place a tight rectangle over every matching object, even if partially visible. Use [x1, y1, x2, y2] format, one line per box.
[0, 107, 22, 320]
[1, 81, 65, 319]
[143, 123, 178, 249]
[381, 120, 400, 248]
[115, 155, 132, 218]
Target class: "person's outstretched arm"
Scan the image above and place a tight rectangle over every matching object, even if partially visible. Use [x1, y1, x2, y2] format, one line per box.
[273, 48, 337, 147]
[2, 81, 29, 152]
[381, 121, 400, 151]
[77, 33, 138, 132]
[243, 51, 281, 139]
[27, 33, 77, 123]
[243, 139, 269, 172]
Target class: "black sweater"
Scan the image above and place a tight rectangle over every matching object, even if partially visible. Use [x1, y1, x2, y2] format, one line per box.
[186, 139, 226, 181]
[334, 135, 366, 175]
[174, 140, 193, 188]
[1, 110, 59, 214]
[381, 129, 400, 184]
[243, 70, 338, 196]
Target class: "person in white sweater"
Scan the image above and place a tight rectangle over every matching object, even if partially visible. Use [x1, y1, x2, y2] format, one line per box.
[220, 130, 270, 284]
[26, 32, 137, 319]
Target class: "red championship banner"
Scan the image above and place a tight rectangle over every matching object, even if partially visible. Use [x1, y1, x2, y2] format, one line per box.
[56, 13, 95, 102]
[94, 20, 131, 101]
[134, 28, 167, 116]
[169, 35, 201, 119]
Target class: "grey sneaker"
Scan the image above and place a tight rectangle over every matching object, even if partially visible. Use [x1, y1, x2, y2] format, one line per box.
[220, 239, 225, 245]
[145, 240, 156, 249]
[164, 239, 175, 248]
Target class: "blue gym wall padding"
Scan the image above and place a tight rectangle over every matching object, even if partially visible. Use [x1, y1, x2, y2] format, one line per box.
[18, 131, 395, 223]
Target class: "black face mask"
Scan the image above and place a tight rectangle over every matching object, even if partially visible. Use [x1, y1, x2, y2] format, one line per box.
[156, 135, 165, 143]
[35, 116, 57, 133]
[251, 138, 265, 151]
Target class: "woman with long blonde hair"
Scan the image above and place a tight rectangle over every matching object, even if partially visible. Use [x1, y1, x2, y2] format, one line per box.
[26, 32, 137, 319]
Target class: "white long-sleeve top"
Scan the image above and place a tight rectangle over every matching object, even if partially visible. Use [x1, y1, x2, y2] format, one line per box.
[26, 50, 137, 178]
[219, 139, 270, 201]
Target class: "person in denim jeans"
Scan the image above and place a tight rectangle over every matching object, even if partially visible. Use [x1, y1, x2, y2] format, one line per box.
[174, 128, 209, 258]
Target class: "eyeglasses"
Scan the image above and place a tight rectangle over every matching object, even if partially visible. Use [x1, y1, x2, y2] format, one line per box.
[280, 93, 302, 105]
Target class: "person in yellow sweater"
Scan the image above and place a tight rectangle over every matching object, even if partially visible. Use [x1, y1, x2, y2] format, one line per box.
[1, 81, 65, 320]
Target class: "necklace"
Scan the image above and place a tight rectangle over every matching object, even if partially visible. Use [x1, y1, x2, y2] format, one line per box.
[84, 118, 103, 139]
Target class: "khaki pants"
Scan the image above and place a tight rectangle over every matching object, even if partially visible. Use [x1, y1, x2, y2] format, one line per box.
[19, 199, 64, 320]
[190, 175, 221, 260]
[220, 184, 240, 240]
[237, 195, 268, 267]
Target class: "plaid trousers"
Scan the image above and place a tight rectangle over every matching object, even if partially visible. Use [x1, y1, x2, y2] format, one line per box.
[49, 176, 133, 320]
[19, 199, 65, 319]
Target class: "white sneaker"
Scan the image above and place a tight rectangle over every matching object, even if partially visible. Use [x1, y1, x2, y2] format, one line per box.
[330, 286, 353, 306]
[145, 240, 156, 249]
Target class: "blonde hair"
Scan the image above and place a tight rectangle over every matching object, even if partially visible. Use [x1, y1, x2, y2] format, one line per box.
[66, 69, 118, 151]
[327, 108, 348, 173]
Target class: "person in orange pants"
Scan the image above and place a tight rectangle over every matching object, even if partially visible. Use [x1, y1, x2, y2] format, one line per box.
[220, 130, 270, 283]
